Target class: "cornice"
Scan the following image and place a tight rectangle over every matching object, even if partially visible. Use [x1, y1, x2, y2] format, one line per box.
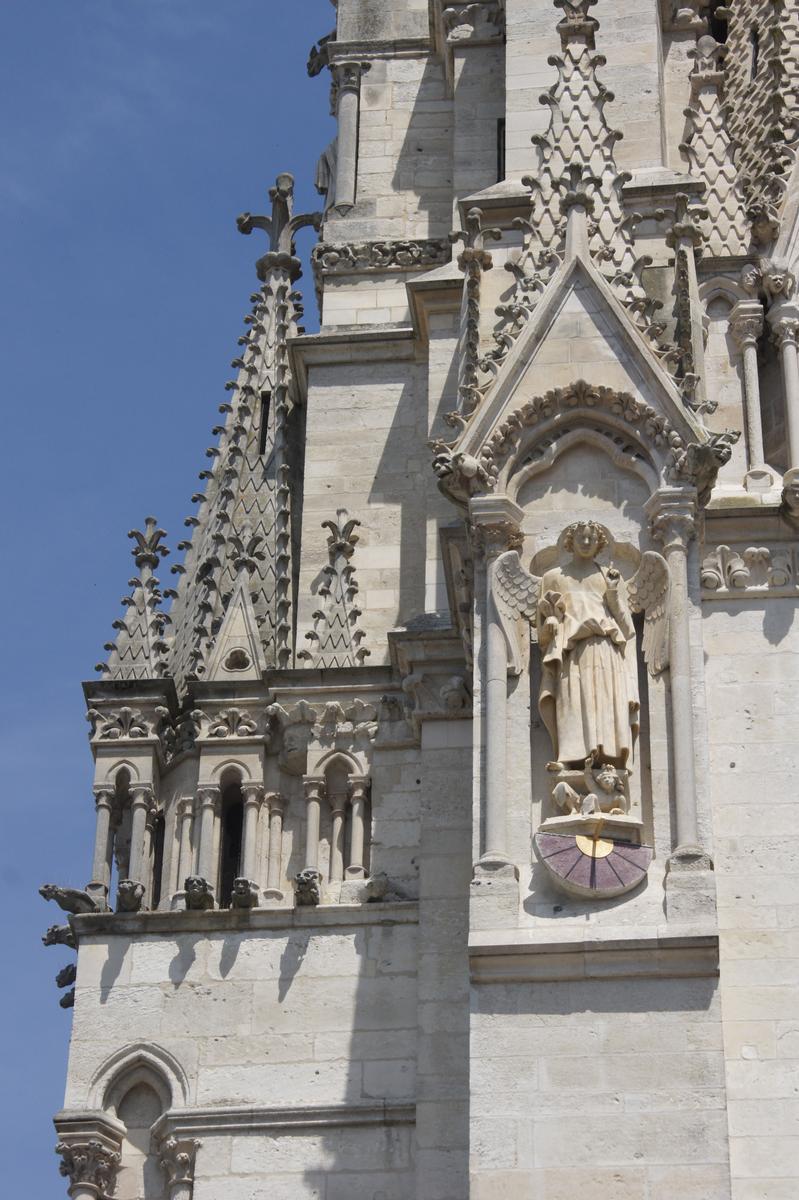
[289, 327, 416, 393]
[153, 1101, 415, 1139]
[469, 932, 719, 984]
[69, 901, 418, 941]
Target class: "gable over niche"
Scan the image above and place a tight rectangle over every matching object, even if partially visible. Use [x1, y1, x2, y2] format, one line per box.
[462, 254, 708, 466]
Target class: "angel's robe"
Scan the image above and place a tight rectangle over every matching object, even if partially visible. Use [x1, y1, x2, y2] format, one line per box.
[537, 564, 640, 767]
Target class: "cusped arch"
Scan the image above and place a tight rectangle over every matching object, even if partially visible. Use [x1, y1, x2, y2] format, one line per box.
[89, 1042, 189, 1113]
[508, 425, 660, 506]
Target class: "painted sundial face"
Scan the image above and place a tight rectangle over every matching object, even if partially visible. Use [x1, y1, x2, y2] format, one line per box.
[535, 831, 653, 898]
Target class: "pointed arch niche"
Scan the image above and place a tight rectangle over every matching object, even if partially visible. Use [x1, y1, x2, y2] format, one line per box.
[463, 386, 716, 919]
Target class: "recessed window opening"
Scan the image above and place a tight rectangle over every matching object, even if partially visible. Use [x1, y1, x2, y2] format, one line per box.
[219, 780, 244, 906]
[750, 27, 759, 79]
[151, 812, 166, 909]
[496, 117, 506, 182]
[258, 391, 271, 456]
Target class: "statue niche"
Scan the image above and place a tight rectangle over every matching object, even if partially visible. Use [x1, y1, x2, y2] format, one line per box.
[492, 520, 669, 898]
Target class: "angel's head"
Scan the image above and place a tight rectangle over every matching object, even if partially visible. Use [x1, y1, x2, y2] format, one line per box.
[563, 521, 608, 561]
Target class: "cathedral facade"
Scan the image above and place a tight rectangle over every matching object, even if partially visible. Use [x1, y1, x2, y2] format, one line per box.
[42, 2, 799, 1198]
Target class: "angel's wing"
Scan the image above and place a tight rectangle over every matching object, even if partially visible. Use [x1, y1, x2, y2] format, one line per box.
[627, 550, 670, 676]
[490, 550, 541, 676]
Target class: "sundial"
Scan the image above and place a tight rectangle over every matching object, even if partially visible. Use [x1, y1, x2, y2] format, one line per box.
[535, 826, 653, 899]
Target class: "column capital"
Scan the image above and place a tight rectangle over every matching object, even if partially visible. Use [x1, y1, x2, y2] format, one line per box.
[330, 58, 370, 95]
[767, 301, 799, 348]
[303, 776, 326, 803]
[468, 495, 525, 560]
[92, 786, 114, 809]
[241, 782, 265, 808]
[56, 1137, 121, 1199]
[348, 776, 371, 803]
[196, 784, 221, 810]
[729, 299, 764, 348]
[646, 489, 698, 552]
[158, 1135, 201, 1189]
[264, 790, 284, 814]
[129, 783, 155, 810]
[176, 795, 196, 820]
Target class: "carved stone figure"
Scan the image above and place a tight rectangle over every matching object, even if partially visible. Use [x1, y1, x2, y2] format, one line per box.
[184, 877, 215, 911]
[495, 522, 669, 766]
[295, 869, 322, 906]
[115, 879, 145, 913]
[56, 963, 77, 989]
[59, 988, 76, 1009]
[537, 522, 641, 769]
[39, 884, 100, 916]
[42, 924, 76, 949]
[230, 878, 259, 909]
[552, 758, 630, 817]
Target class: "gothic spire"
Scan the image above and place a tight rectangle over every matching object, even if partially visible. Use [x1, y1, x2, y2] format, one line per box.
[97, 518, 171, 679]
[164, 174, 322, 691]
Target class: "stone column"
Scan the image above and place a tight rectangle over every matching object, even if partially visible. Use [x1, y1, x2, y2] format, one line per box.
[468, 496, 525, 874]
[195, 785, 221, 889]
[263, 792, 285, 900]
[648, 490, 707, 862]
[303, 777, 325, 873]
[56, 1138, 121, 1200]
[240, 783, 264, 882]
[328, 786, 347, 883]
[87, 787, 115, 906]
[768, 303, 799, 515]
[345, 777, 369, 880]
[127, 784, 154, 885]
[730, 300, 774, 491]
[158, 1136, 201, 1200]
[330, 61, 369, 212]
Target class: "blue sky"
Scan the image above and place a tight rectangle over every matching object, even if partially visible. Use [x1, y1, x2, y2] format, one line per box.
[0, 2, 333, 1190]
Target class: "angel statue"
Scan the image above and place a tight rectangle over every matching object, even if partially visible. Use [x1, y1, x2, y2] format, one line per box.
[492, 520, 670, 779]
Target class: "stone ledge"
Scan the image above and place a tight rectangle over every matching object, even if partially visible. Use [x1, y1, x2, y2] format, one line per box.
[71, 901, 418, 941]
[469, 932, 719, 984]
[152, 1101, 416, 1137]
[289, 327, 416, 391]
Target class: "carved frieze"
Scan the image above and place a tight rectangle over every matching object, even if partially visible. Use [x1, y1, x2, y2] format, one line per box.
[701, 543, 798, 597]
[311, 237, 450, 276]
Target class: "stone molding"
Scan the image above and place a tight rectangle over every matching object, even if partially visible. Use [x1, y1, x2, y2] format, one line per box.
[469, 932, 720, 984]
[701, 542, 799, 597]
[69, 901, 418, 940]
[311, 237, 450, 276]
[152, 1101, 415, 1140]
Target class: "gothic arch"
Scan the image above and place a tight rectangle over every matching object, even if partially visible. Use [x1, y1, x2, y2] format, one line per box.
[507, 424, 660, 505]
[210, 758, 252, 784]
[89, 1043, 190, 1112]
[97, 760, 141, 788]
[699, 275, 750, 308]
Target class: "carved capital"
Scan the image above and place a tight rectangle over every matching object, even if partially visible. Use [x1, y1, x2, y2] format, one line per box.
[468, 496, 525, 560]
[92, 787, 114, 811]
[196, 785, 221, 812]
[348, 776, 371, 805]
[330, 59, 370, 97]
[241, 782, 265, 809]
[176, 795, 196, 821]
[56, 1137, 121, 1198]
[303, 777, 326, 805]
[730, 300, 764, 348]
[647, 491, 697, 552]
[129, 784, 155, 811]
[158, 1136, 201, 1191]
[767, 301, 799, 349]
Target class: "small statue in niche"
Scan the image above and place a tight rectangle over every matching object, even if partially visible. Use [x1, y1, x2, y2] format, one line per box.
[538, 521, 639, 771]
[492, 519, 670, 825]
[552, 757, 630, 817]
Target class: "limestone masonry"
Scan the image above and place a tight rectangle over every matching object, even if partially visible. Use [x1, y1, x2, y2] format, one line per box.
[41, 2, 799, 1198]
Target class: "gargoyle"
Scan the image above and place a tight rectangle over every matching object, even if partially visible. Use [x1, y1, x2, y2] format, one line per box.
[42, 925, 76, 950]
[184, 877, 215, 911]
[59, 988, 75, 1009]
[116, 879, 145, 913]
[56, 963, 77, 989]
[39, 884, 100, 916]
[230, 878, 259, 909]
[295, 869, 321, 906]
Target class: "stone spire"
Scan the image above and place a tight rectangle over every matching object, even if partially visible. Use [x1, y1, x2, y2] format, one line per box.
[98, 518, 171, 679]
[165, 175, 322, 690]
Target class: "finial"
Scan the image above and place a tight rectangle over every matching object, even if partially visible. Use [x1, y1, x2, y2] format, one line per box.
[128, 518, 169, 571]
[236, 173, 323, 282]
